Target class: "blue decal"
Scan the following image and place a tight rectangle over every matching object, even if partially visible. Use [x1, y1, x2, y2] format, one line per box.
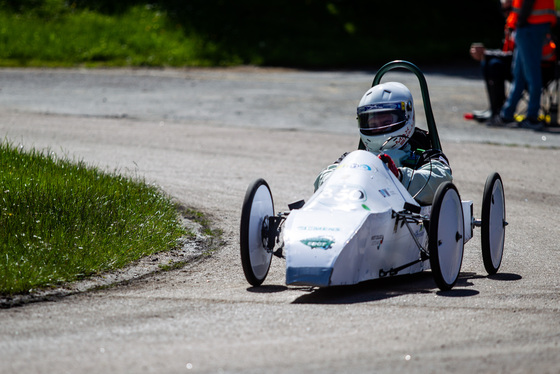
[337, 163, 372, 171]
[379, 189, 390, 198]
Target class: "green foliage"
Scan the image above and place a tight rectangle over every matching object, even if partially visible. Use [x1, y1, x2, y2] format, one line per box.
[0, 143, 186, 294]
[0, 0, 68, 18]
[0, 0, 528, 67]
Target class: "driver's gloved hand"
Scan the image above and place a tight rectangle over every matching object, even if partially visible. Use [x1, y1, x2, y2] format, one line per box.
[378, 153, 400, 179]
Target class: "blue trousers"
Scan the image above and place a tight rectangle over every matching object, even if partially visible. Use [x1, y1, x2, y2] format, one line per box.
[501, 23, 550, 121]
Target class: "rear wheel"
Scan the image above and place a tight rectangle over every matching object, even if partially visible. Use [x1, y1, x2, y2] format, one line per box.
[481, 172, 506, 275]
[429, 182, 465, 291]
[240, 179, 274, 286]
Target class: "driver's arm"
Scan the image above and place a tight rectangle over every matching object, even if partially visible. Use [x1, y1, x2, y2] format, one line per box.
[313, 164, 338, 192]
[399, 160, 452, 205]
[313, 152, 349, 192]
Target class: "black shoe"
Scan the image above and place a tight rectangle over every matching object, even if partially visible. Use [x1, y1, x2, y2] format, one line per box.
[518, 118, 543, 131]
[487, 115, 514, 127]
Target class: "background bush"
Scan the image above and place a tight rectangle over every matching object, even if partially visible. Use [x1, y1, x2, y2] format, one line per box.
[0, 0, 553, 67]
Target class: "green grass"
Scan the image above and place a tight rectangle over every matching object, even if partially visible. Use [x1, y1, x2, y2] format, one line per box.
[0, 143, 186, 295]
[0, 5, 237, 67]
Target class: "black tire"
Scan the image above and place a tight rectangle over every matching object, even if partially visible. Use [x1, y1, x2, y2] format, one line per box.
[240, 179, 274, 286]
[429, 182, 465, 291]
[481, 172, 506, 275]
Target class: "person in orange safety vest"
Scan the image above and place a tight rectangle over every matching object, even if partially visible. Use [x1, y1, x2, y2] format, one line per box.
[469, 0, 557, 123]
[506, 0, 557, 29]
[492, 0, 557, 130]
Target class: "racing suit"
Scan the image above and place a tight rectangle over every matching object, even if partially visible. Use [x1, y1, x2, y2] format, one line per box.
[313, 129, 453, 205]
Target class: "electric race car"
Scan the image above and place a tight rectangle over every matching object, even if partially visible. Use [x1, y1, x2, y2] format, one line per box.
[239, 61, 507, 291]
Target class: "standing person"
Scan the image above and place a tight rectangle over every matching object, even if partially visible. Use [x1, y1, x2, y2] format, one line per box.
[469, 0, 514, 122]
[492, 0, 557, 130]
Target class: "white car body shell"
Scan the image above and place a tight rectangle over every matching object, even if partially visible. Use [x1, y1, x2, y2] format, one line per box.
[283, 150, 473, 287]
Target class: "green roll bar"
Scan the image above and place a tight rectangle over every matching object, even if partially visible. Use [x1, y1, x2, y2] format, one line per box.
[370, 60, 442, 152]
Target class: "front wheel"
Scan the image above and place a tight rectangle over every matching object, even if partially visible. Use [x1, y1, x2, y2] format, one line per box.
[429, 182, 465, 291]
[481, 172, 506, 275]
[240, 179, 274, 286]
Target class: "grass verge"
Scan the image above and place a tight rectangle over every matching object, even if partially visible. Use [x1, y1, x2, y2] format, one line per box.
[0, 142, 187, 295]
[0, 5, 231, 67]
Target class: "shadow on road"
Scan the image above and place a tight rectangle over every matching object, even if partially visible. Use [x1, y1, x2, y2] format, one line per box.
[290, 273, 442, 304]
[246, 270, 522, 304]
[246, 285, 289, 293]
[487, 272, 522, 281]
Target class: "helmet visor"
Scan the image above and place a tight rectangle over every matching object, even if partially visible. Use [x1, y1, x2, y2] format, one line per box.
[358, 109, 407, 135]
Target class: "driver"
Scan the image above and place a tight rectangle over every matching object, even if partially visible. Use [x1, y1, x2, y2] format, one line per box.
[314, 82, 453, 205]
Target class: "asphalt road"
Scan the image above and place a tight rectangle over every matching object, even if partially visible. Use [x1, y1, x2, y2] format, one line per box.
[0, 67, 559, 373]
